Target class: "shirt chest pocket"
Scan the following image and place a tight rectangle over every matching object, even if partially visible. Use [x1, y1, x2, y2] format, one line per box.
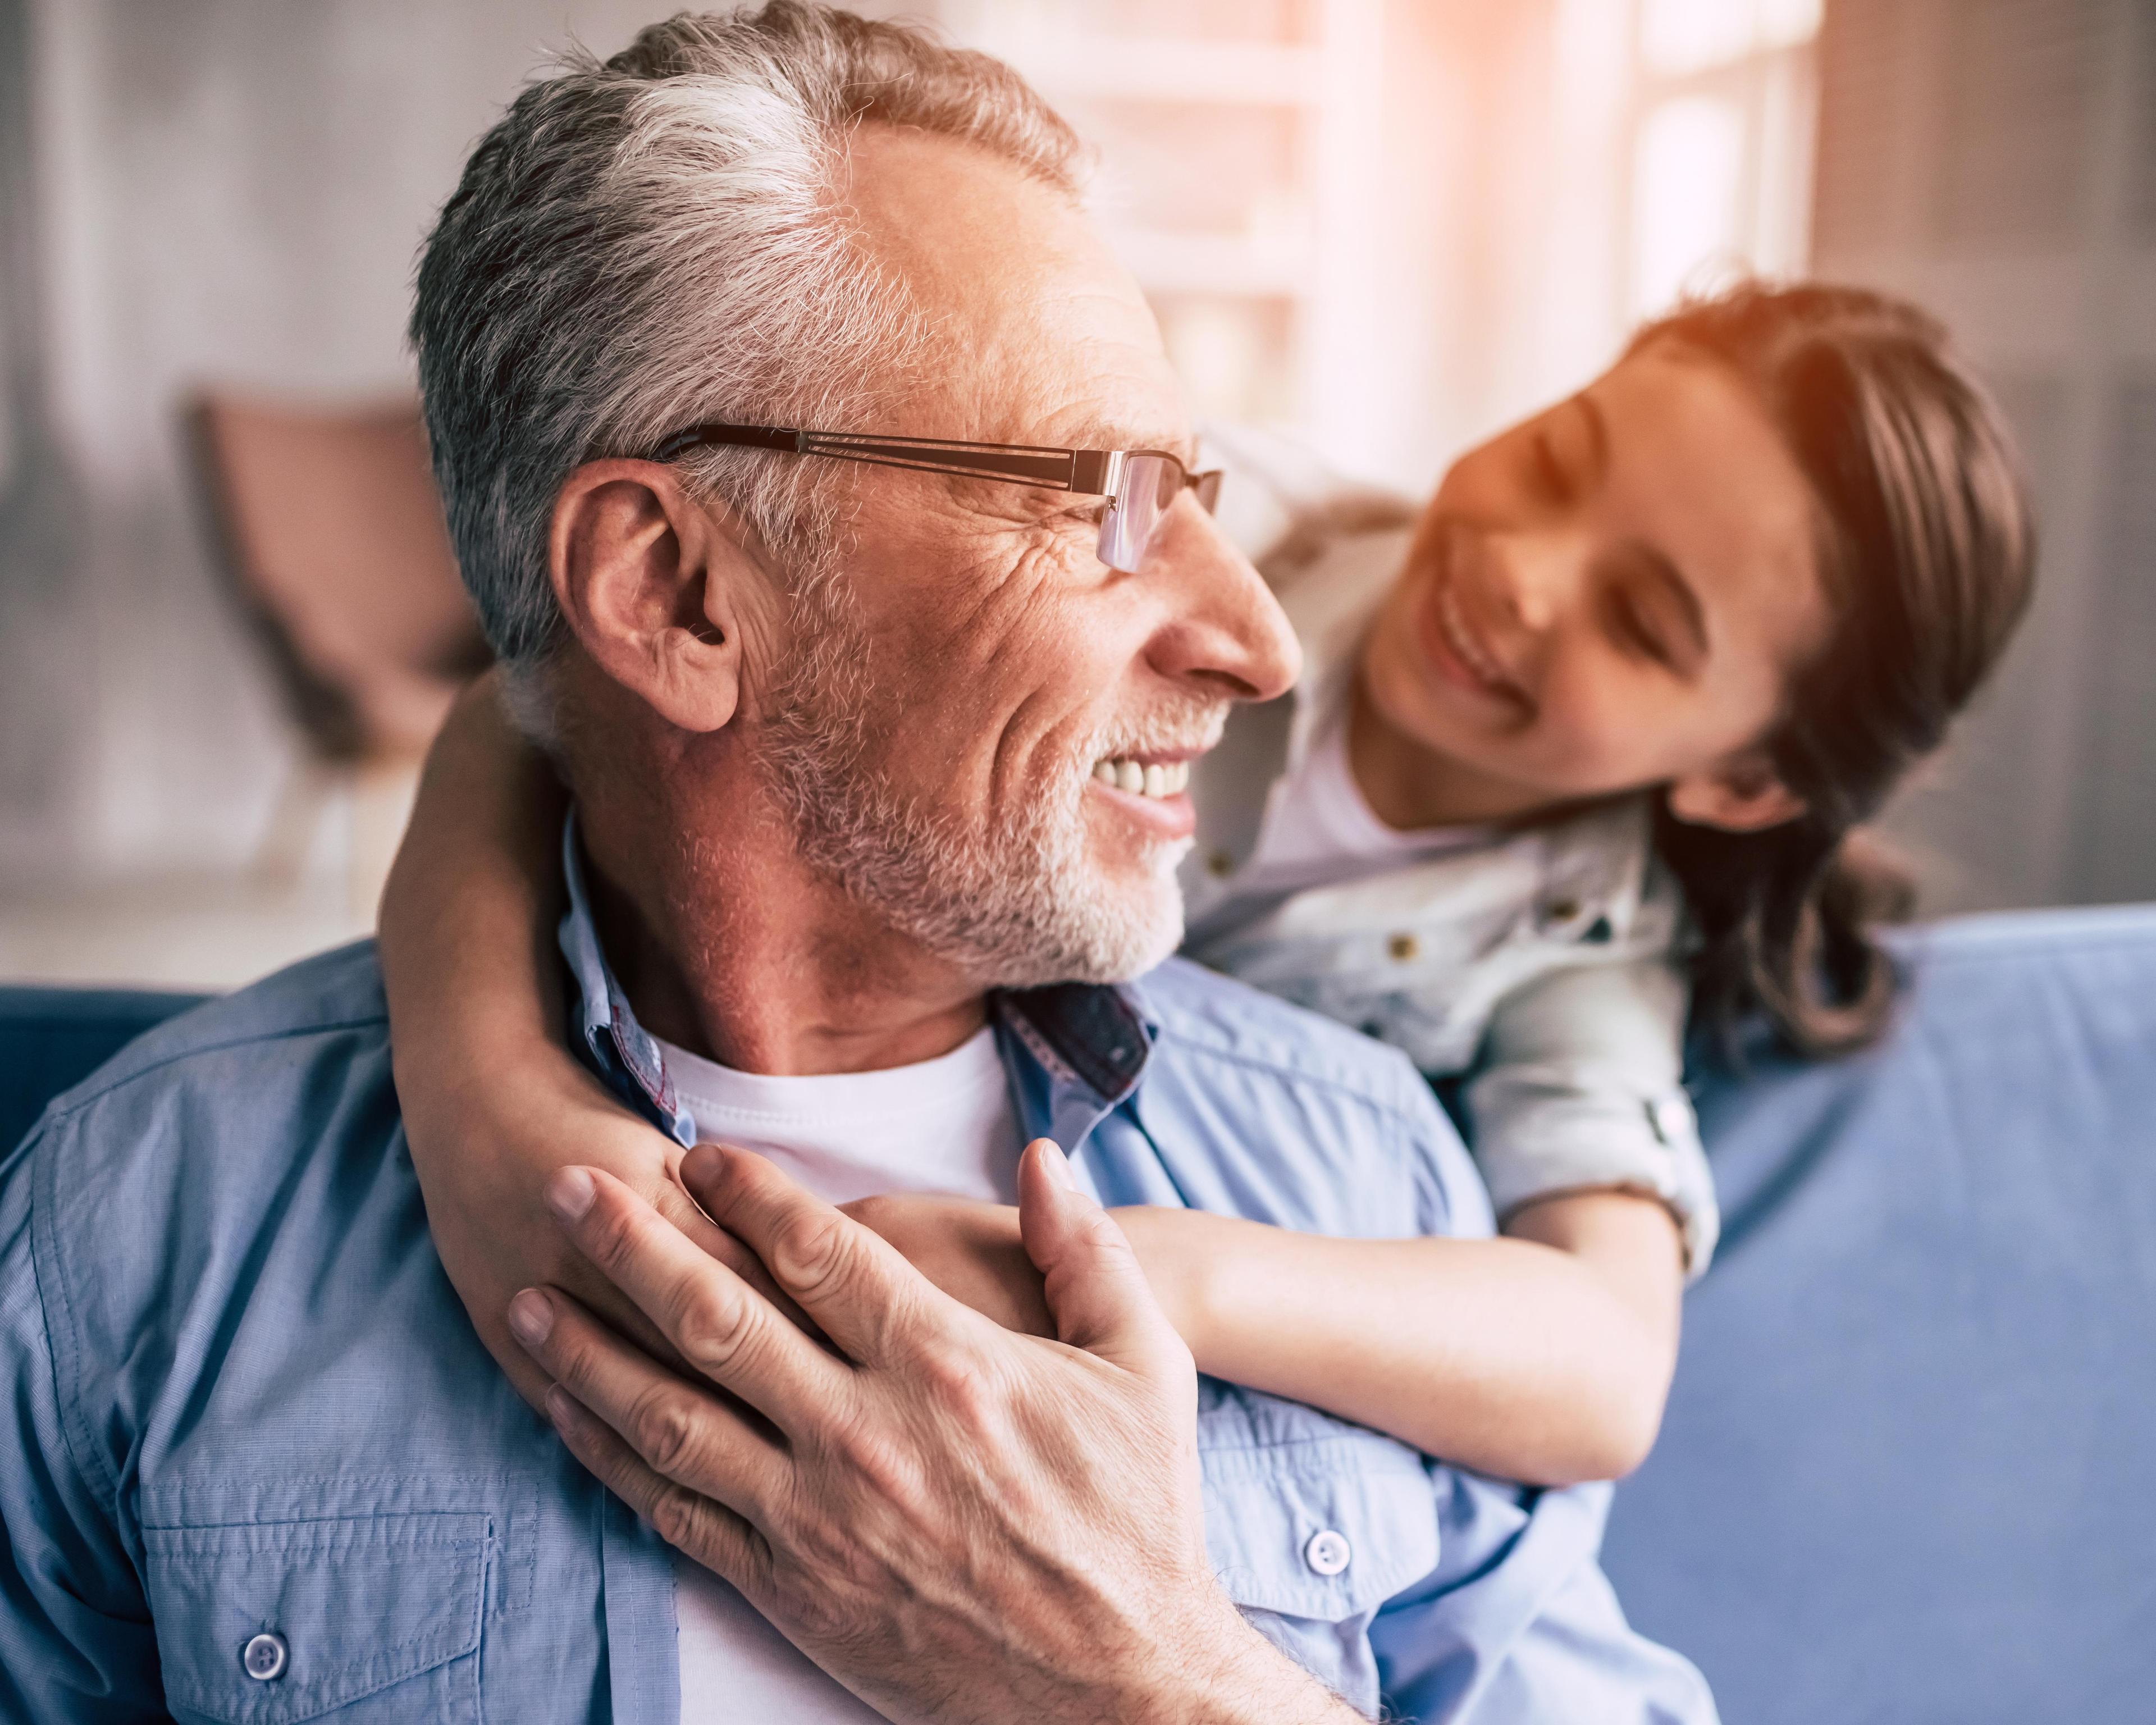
[1199, 1409, 1440, 1718]
[141, 1512, 491, 1725]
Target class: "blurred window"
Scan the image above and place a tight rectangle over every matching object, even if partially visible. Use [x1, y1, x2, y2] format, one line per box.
[1640, 0, 1822, 76]
[1623, 0, 1821, 317]
[1631, 96, 1747, 318]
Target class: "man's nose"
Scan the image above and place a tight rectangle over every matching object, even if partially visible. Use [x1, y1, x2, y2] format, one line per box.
[1142, 503, 1300, 704]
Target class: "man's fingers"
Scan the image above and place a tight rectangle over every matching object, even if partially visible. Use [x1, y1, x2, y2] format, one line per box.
[1017, 1139, 1192, 1383]
[679, 1144, 932, 1367]
[509, 1284, 794, 1525]
[544, 1382, 774, 1600]
[651, 1161, 811, 1332]
[546, 1165, 852, 1430]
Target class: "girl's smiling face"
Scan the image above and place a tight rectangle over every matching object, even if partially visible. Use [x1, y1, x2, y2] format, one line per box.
[1359, 341, 1834, 831]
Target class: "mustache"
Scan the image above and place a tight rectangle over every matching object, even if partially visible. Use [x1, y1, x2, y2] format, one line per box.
[1085, 697, 1232, 765]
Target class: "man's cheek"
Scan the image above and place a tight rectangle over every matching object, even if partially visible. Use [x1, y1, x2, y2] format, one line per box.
[961, 537, 1091, 663]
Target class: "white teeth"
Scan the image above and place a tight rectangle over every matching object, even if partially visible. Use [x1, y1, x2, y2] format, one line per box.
[1440, 586, 1508, 690]
[1093, 757, 1192, 799]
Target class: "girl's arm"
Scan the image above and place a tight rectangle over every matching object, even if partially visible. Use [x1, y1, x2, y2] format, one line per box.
[1126, 1193, 1683, 1484]
[864, 957, 1703, 1486]
[856, 1190, 1681, 1487]
[377, 676, 764, 1410]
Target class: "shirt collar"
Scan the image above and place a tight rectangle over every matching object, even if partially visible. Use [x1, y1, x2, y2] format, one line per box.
[555, 812, 1159, 1158]
[1275, 524, 1413, 776]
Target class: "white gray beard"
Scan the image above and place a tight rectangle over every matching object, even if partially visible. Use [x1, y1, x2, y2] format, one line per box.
[758, 577, 1198, 988]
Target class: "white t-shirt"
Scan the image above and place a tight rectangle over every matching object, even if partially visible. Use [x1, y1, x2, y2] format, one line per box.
[654, 1021, 1024, 1723]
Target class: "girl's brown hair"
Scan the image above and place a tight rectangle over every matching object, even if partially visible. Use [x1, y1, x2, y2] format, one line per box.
[1633, 283, 2037, 1056]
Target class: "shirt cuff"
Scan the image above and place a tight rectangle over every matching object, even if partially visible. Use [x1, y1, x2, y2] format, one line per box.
[1465, 1079, 1720, 1280]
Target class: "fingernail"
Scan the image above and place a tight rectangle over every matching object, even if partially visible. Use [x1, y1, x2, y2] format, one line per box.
[546, 1166, 597, 1223]
[508, 1288, 553, 1348]
[545, 1384, 582, 1434]
[1038, 1138, 1077, 1190]
[680, 1143, 722, 1189]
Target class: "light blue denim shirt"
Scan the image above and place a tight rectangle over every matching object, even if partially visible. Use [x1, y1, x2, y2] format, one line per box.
[0, 832, 1715, 1723]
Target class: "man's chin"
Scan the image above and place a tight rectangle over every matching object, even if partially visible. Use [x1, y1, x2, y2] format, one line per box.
[1053, 868, 1187, 985]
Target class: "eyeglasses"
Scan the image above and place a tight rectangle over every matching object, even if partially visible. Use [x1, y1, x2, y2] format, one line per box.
[647, 422, 1223, 575]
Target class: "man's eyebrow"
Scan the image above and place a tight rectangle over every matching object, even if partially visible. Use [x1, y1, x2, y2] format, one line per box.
[1574, 393, 1611, 485]
[1065, 418, 1196, 466]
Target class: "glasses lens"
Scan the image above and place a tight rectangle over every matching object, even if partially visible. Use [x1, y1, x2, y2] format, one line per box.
[1155, 456, 1183, 513]
[1193, 469, 1223, 515]
[1099, 454, 1180, 573]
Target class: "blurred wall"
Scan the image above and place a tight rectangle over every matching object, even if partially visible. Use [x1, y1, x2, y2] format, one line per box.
[1815, 0, 2156, 910]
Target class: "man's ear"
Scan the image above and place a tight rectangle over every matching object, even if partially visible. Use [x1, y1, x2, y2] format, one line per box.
[1665, 750, 1808, 833]
[546, 459, 766, 733]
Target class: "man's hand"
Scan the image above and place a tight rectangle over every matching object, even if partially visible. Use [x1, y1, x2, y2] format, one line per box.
[505, 1138, 1353, 1725]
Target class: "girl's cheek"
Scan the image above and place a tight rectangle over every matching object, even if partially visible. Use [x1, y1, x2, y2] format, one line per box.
[1538, 670, 1669, 786]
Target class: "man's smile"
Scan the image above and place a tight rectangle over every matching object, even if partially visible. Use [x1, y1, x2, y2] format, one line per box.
[1091, 755, 1192, 798]
[1088, 757, 1198, 841]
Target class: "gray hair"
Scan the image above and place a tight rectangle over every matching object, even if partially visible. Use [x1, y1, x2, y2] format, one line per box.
[410, 3, 1087, 678]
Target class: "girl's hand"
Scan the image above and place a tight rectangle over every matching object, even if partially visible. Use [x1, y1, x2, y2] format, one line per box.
[839, 1194, 1054, 1338]
[409, 1053, 802, 1409]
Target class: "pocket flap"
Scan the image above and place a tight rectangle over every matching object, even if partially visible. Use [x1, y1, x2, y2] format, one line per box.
[1200, 1407, 1440, 1622]
[143, 1512, 490, 1724]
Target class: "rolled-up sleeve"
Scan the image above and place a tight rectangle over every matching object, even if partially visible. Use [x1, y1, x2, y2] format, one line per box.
[1464, 956, 1719, 1277]
[0, 1121, 165, 1722]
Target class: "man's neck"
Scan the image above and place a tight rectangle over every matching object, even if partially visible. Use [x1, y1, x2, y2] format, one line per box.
[575, 756, 989, 1078]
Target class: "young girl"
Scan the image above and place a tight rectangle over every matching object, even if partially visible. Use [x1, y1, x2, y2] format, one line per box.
[380, 281, 2034, 1487]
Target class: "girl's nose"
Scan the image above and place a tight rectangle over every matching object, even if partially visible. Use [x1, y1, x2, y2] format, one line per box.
[1510, 582, 1555, 632]
[1489, 531, 1564, 634]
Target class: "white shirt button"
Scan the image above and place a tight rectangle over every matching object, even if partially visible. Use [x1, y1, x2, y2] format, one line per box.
[241, 1631, 289, 1681]
[1304, 1528, 1351, 1576]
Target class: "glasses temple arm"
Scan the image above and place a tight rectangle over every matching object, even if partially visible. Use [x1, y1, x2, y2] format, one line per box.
[651, 423, 1126, 497]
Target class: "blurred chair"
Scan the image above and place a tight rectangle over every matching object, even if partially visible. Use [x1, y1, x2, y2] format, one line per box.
[182, 394, 490, 906]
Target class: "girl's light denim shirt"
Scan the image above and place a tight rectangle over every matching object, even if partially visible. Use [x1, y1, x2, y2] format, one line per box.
[1186, 433, 1719, 1274]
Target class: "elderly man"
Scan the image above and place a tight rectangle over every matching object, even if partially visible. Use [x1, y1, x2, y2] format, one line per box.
[0, 6, 1714, 1721]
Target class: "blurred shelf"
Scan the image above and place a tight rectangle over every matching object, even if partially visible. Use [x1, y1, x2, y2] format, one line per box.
[944, 0, 1387, 462]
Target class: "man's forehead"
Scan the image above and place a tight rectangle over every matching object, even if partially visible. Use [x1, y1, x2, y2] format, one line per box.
[840, 125, 1189, 454]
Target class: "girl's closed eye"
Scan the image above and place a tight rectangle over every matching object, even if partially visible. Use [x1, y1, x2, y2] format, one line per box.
[1605, 547, 1710, 679]
[1609, 588, 1672, 667]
